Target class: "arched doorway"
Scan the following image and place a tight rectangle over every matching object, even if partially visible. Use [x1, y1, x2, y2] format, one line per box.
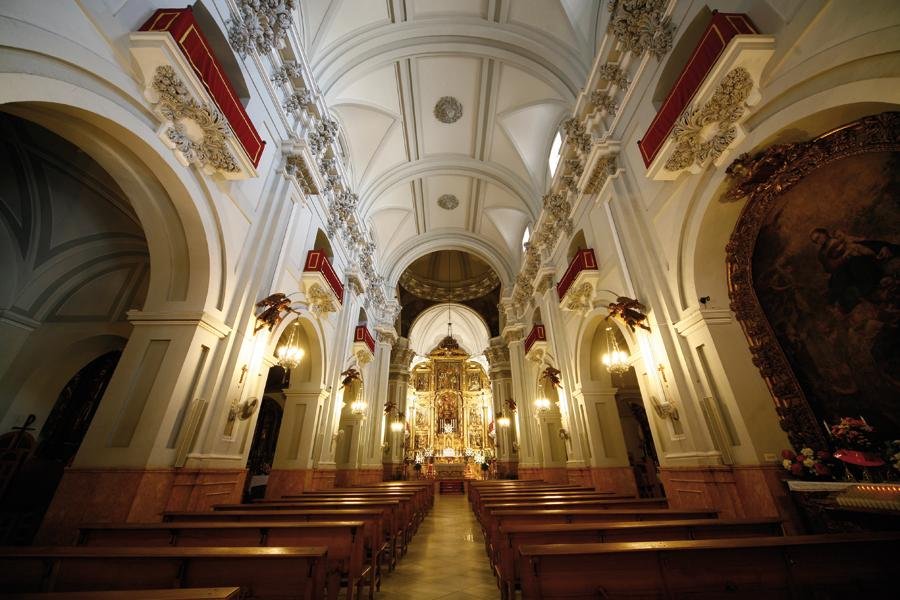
[578, 316, 662, 497]
[0, 350, 121, 543]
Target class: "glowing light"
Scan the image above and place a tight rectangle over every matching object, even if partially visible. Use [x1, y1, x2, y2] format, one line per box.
[534, 398, 551, 414]
[276, 322, 304, 370]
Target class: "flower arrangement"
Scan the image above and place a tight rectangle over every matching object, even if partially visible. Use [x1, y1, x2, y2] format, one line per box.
[781, 448, 831, 478]
[885, 440, 900, 472]
[829, 417, 875, 450]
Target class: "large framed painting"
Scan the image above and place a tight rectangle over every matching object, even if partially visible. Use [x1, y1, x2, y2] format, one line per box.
[726, 112, 900, 450]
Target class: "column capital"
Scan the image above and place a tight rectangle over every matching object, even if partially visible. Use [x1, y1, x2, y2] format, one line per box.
[502, 324, 525, 344]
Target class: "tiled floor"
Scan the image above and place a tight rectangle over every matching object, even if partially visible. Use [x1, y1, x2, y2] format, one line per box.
[376, 489, 500, 600]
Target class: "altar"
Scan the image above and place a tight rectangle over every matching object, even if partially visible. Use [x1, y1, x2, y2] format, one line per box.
[406, 334, 496, 477]
[434, 462, 466, 479]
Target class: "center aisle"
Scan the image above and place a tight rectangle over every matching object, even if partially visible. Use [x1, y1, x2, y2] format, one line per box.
[378, 488, 498, 599]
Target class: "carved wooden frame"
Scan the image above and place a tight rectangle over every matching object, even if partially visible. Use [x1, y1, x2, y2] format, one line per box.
[725, 112, 900, 451]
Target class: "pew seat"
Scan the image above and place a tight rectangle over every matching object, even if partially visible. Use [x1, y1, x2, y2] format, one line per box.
[495, 518, 784, 600]
[518, 533, 900, 599]
[76, 521, 365, 600]
[0, 546, 327, 600]
[0, 589, 241, 600]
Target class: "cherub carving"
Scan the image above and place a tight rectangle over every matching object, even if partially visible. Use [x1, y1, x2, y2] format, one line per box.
[254, 293, 294, 333]
[606, 296, 651, 332]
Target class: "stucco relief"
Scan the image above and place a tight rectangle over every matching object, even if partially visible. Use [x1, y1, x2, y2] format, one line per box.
[150, 66, 239, 174]
[665, 68, 753, 172]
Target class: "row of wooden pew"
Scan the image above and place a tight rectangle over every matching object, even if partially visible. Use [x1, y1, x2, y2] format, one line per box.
[468, 480, 898, 599]
[0, 480, 433, 600]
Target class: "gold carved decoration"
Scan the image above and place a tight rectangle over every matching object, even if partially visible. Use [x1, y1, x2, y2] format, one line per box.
[665, 67, 753, 172]
[725, 112, 900, 451]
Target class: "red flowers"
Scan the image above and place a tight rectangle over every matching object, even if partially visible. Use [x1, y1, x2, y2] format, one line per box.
[781, 447, 830, 478]
[830, 417, 875, 450]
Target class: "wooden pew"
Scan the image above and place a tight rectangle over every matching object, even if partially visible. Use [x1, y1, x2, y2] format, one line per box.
[214, 499, 407, 564]
[162, 509, 384, 599]
[278, 490, 425, 533]
[483, 508, 719, 563]
[518, 533, 900, 599]
[0, 589, 242, 600]
[77, 521, 365, 600]
[495, 518, 785, 600]
[474, 492, 631, 523]
[0, 546, 327, 600]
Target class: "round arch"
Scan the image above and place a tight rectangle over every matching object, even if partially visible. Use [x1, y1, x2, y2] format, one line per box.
[408, 303, 491, 356]
[679, 78, 900, 312]
[360, 156, 541, 219]
[0, 74, 220, 311]
[266, 313, 327, 390]
[313, 28, 585, 98]
[383, 231, 516, 290]
[1, 334, 128, 435]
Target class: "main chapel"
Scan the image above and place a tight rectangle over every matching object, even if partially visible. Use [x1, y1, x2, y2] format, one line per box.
[0, 1, 898, 598]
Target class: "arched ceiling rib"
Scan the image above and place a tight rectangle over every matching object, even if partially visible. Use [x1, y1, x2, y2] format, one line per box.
[301, 0, 600, 292]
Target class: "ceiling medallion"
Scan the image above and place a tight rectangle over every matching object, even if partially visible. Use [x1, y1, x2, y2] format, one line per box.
[434, 96, 463, 124]
[437, 194, 459, 210]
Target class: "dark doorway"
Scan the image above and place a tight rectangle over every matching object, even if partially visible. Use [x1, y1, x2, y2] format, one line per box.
[245, 397, 283, 500]
[0, 350, 121, 544]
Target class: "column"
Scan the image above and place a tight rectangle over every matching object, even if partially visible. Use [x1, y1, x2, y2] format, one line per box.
[578, 387, 639, 495]
[504, 324, 544, 479]
[537, 280, 591, 482]
[485, 337, 517, 478]
[37, 309, 229, 543]
[383, 337, 415, 480]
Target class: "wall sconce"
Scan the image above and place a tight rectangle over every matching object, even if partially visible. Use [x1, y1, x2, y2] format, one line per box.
[350, 399, 367, 416]
[496, 413, 511, 428]
[534, 397, 551, 414]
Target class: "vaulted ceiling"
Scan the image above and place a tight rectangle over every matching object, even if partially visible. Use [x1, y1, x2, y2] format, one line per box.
[300, 0, 601, 287]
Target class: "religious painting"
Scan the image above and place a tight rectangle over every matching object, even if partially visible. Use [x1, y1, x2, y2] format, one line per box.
[435, 363, 461, 390]
[467, 372, 481, 391]
[727, 113, 900, 449]
[414, 371, 429, 391]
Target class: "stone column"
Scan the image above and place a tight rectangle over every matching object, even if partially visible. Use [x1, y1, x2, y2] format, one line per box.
[266, 378, 328, 498]
[383, 337, 415, 480]
[536, 276, 590, 482]
[485, 336, 517, 478]
[578, 387, 638, 495]
[354, 326, 397, 485]
[505, 324, 544, 479]
[37, 309, 230, 543]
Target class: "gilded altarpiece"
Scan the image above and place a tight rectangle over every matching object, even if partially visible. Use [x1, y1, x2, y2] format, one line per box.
[408, 336, 494, 478]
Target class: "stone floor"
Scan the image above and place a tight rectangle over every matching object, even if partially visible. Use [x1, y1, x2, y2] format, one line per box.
[376, 489, 500, 599]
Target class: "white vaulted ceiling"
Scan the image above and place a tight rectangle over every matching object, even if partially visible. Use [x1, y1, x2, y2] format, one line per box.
[301, 0, 601, 287]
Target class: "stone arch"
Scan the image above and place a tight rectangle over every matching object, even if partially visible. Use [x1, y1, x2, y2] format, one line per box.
[680, 82, 900, 312]
[1, 335, 128, 436]
[0, 76, 220, 311]
[383, 231, 515, 291]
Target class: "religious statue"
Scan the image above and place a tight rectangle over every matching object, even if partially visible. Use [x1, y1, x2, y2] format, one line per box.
[606, 296, 651, 332]
[254, 293, 294, 333]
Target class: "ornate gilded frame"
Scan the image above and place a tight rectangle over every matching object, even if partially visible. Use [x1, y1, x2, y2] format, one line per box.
[725, 112, 900, 450]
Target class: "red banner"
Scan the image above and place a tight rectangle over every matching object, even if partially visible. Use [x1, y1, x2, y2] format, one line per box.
[638, 12, 758, 167]
[140, 8, 265, 167]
